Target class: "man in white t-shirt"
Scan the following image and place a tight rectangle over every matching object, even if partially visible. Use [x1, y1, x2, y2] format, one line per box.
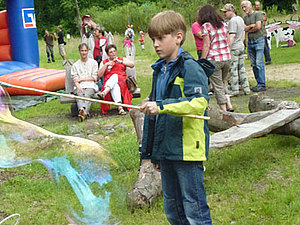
[222, 3, 250, 96]
[71, 43, 98, 121]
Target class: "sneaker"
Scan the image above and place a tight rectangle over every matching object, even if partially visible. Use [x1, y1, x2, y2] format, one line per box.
[52, 59, 55, 62]
[47, 60, 51, 63]
[208, 88, 214, 96]
[265, 61, 271, 65]
[252, 86, 266, 92]
[78, 108, 87, 122]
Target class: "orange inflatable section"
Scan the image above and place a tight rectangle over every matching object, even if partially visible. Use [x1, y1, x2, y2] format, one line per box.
[0, 10, 12, 61]
[0, 68, 66, 95]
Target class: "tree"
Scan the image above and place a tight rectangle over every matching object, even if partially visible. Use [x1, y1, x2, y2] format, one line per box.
[262, 0, 295, 13]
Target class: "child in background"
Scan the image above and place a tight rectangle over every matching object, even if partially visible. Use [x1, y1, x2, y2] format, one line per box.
[140, 10, 213, 225]
[123, 35, 132, 56]
[139, 31, 145, 50]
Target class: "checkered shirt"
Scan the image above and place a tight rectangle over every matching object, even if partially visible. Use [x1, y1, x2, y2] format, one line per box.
[201, 22, 231, 61]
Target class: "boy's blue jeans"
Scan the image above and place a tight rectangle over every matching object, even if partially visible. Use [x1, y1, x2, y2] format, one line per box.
[160, 160, 212, 225]
[247, 36, 266, 87]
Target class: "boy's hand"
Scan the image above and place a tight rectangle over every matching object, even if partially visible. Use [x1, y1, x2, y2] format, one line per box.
[140, 102, 158, 114]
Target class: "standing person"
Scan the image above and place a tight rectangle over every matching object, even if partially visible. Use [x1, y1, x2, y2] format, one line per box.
[139, 31, 145, 50]
[254, 1, 272, 65]
[125, 25, 135, 42]
[93, 26, 107, 66]
[241, 0, 266, 92]
[54, 25, 66, 60]
[71, 43, 98, 121]
[123, 35, 133, 56]
[222, 3, 250, 96]
[140, 10, 213, 225]
[200, 5, 234, 111]
[193, 10, 214, 95]
[192, 15, 203, 60]
[43, 29, 55, 63]
[81, 15, 97, 59]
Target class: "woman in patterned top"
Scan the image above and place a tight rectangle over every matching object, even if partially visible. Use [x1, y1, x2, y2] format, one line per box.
[199, 4, 234, 112]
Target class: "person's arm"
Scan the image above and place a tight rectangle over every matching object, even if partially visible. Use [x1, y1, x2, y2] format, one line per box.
[115, 57, 134, 68]
[98, 61, 114, 78]
[195, 31, 203, 39]
[247, 20, 261, 33]
[201, 35, 210, 58]
[71, 66, 83, 94]
[228, 33, 236, 50]
[53, 32, 58, 39]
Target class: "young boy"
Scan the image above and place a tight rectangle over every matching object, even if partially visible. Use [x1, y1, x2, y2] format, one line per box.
[140, 10, 213, 225]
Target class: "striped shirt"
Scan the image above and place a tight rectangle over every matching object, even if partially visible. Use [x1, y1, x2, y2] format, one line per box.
[201, 22, 231, 61]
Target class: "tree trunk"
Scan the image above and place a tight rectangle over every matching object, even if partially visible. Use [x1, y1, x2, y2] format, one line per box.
[73, 0, 82, 36]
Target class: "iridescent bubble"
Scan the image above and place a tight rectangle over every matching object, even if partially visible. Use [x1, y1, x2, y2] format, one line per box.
[0, 86, 117, 224]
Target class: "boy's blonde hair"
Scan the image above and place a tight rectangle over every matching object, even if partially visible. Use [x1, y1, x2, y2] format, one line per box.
[148, 10, 186, 45]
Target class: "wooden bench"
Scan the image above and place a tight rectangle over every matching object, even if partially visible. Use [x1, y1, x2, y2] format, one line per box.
[60, 59, 141, 116]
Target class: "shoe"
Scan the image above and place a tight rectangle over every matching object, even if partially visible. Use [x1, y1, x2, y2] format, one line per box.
[52, 59, 55, 62]
[92, 91, 105, 100]
[78, 107, 87, 122]
[118, 107, 127, 115]
[227, 108, 235, 112]
[252, 86, 266, 92]
[47, 60, 51, 63]
[265, 61, 271, 65]
[208, 88, 214, 96]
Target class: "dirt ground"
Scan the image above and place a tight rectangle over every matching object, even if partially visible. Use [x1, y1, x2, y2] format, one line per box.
[245, 63, 300, 83]
[208, 63, 299, 112]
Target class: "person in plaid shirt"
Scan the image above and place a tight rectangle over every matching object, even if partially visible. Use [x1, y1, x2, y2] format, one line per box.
[199, 4, 234, 112]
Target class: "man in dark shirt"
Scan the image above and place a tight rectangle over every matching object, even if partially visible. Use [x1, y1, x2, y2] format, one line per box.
[43, 29, 55, 63]
[54, 25, 66, 60]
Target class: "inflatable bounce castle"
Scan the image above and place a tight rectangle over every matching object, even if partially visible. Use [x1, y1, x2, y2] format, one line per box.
[0, 0, 65, 95]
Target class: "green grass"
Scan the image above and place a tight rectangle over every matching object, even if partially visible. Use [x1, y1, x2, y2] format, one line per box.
[1, 31, 300, 224]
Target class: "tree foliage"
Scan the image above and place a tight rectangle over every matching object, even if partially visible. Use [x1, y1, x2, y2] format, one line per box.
[262, 0, 296, 13]
[0, 0, 297, 38]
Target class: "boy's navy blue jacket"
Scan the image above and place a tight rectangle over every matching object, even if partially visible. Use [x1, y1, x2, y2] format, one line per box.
[141, 51, 215, 163]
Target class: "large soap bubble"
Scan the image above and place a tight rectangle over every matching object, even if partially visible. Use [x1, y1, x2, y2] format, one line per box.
[0, 86, 118, 224]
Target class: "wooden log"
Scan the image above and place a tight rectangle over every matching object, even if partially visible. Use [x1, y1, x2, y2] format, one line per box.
[208, 94, 300, 138]
[126, 159, 162, 209]
[127, 100, 162, 208]
[210, 109, 300, 150]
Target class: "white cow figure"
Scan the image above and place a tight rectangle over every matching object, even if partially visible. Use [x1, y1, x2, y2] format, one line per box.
[266, 21, 298, 48]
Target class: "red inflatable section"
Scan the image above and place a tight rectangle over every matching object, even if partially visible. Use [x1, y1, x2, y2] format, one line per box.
[0, 68, 66, 95]
[0, 10, 12, 61]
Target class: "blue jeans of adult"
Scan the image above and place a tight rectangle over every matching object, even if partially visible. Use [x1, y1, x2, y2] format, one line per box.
[160, 160, 212, 225]
[248, 36, 266, 87]
[264, 36, 271, 63]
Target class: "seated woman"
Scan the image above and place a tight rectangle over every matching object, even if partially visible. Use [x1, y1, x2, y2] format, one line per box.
[71, 43, 99, 121]
[97, 44, 134, 115]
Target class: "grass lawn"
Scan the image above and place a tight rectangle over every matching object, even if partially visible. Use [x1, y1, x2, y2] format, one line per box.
[1, 29, 300, 224]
